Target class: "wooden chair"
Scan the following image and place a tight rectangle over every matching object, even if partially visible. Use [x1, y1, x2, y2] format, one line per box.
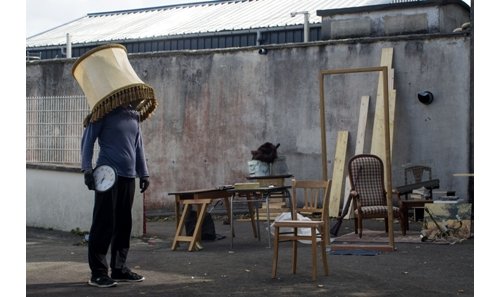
[402, 164, 434, 223]
[348, 154, 405, 237]
[404, 164, 433, 199]
[271, 179, 332, 281]
[296, 181, 324, 218]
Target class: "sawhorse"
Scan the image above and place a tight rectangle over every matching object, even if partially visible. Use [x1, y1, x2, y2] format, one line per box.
[171, 198, 212, 251]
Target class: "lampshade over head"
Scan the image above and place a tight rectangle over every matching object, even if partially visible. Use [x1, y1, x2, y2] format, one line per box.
[72, 44, 158, 126]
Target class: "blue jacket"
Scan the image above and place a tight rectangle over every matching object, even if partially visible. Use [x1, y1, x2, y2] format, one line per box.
[81, 106, 149, 178]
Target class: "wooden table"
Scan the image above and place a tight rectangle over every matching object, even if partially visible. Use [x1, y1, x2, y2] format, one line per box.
[168, 187, 232, 251]
[399, 199, 433, 231]
[226, 186, 291, 249]
[394, 179, 440, 232]
[246, 174, 293, 220]
[246, 174, 293, 183]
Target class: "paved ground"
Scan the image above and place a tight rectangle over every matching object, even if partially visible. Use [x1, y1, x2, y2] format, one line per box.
[27, 216, 474, 297]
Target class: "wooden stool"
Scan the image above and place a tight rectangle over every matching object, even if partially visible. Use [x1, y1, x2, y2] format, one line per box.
[171, 198, 211, 252]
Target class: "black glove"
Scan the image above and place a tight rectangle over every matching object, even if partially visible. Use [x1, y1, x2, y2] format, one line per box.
[84, 169, 95, 191]
[140, 177, 150, 193]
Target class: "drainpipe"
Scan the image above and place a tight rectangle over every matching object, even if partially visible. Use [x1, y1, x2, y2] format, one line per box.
[66, 33, 72, 58]
[290, 11, 310, 42]
[256, 30, 262, 46]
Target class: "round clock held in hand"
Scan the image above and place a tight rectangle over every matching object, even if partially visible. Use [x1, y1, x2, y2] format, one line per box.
[93, 165, 117, 192]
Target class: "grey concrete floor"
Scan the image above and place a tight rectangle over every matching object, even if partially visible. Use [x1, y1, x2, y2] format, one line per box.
[27, 216, 474, 297]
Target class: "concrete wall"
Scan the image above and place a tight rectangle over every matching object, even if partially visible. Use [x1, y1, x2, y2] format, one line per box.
[26, 32, 472, 216]
[319, 0, 470, 39]
[26, 167, 144, 236]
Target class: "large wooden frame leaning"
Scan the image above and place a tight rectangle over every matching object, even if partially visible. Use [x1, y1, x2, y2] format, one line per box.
[319, 66, 395, 250]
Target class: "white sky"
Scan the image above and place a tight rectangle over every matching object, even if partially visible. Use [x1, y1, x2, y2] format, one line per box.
[26, 0, 473, 37]
[26, 0, 211, 37]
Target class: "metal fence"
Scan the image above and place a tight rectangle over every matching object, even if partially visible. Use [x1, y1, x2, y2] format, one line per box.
[26, 95, 95, 167]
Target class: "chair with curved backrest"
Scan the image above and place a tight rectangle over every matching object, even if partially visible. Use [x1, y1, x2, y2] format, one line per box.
[271, 179, 332, 282]
[348, 154, 404, 238]
[404, 164, 433, 199]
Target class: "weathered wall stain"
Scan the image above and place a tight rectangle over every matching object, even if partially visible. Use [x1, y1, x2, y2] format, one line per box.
[26, 34, 472, 211]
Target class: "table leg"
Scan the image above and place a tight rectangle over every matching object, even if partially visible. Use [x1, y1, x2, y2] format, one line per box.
[171, 201, 189, 251]
[230, 194, 234, 249]
[246, 193, 258, 238]
[175, 195, 181, 230]
[223, 197, 230, 222]
[401, 203, 409, 232]
[188, 202, 209, 251]
[254, 194, 261, 241]
[266, 192, 271, 248]
[171, 199, 211, 252]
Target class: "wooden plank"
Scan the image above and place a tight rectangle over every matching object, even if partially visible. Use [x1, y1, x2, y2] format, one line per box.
[329, 131, 349, 218]
[388, 68, 395, 91]
[381, 67, 396, 250]
[331, 244, 395, 252]
[343, 95, 370, 219]
[370, 48, 394, 160]
[355, 96, 370, 154]
[394, 179, 440, 195]
[320, 72, 328, 180]
[389, 89, 396, 153]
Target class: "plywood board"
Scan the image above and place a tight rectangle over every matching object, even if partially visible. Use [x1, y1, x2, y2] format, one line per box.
[329, 131, 348, 218]
[372, 88, 396, 175]
[355, 96, 370, 154]
[388, 68, 395, 91]
[343, 95, 369, 219]
[370, 48, 394, 160]
[389, 89, 396, 153]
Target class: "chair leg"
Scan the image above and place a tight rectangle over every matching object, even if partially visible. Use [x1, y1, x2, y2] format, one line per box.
[399, 212, 406, 236]
[358, 217, 363, 238]
[354, 216, 358, 234]
[292, 232, 298, 274]
[311, 227, 317, 282]
[320, 231, 329, 276]
[384, 217, 389, 233]
[272, 226, 280, 279]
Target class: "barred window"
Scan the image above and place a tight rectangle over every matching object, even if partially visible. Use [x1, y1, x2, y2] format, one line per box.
[26, 95, 97, 167]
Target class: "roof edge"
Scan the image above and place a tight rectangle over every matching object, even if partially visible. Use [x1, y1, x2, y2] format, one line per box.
[26, 23, 322, 50]
[317, 0, 470, 16]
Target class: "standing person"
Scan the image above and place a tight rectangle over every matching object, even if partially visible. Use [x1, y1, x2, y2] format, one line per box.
[72, 44, 158, 288]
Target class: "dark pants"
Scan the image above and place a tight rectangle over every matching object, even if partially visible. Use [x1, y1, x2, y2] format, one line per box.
[88, 176, 135, 277]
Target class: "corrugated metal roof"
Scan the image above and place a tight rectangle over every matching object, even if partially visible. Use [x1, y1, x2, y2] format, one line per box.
[26, 0, 392, 48]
